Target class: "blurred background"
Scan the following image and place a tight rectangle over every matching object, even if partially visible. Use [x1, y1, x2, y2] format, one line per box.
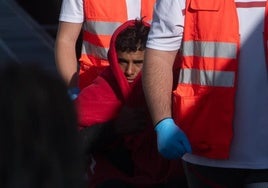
[0, 0, 63, 73]
[16, 0, 62, 38]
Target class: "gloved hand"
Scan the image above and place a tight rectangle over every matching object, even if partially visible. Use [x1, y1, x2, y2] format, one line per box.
[155, 118, 192, 159]
[68, 87, 80, 100]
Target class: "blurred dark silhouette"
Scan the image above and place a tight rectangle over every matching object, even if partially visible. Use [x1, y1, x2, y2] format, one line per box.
[15, 0, 62, 38]
[0, 63, 85, 188]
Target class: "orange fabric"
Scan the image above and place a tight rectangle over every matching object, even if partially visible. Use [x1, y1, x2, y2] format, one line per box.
[83, 32, 111, 48]
[174, 0, 268, 159]
[173, 0, 261, 159]
[78, 0, 155, 89]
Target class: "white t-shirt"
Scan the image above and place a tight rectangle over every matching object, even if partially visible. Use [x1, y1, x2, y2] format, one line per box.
[59, 0, 142, 23]
[147, 0, 268, 169]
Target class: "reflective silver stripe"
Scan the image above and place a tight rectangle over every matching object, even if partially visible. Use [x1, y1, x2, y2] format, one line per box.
[84, 21, 122, 35]
[183, 41, 237, 59]
[84, 20, 152, 35]
[81, 41, 108, 59]
[178, 68, 235, 87]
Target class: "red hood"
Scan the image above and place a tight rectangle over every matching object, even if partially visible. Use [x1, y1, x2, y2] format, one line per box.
[76, 20, 150, 126]
[107, 20, 150, 105]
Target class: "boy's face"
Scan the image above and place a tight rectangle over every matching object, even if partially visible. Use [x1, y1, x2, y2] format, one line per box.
[117, 50, 144, 83]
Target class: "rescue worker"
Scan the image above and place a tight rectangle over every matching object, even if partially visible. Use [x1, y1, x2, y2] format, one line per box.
[142, 0, 268, 187]
[55, 0, 156, 99]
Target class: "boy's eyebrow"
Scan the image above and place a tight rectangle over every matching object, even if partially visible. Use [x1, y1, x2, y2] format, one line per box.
[118, 58, 128, 63]
[133, 59, 144, 62]
[117, 58, 144, 63]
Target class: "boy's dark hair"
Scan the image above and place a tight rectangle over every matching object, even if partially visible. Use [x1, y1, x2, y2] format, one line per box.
[115, 19, 150, 52]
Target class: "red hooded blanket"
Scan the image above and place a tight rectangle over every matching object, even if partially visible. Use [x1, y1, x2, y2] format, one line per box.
[76, 20, 184, 188]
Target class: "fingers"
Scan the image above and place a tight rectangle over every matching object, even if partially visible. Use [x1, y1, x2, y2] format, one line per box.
[181, 134, 192, 153]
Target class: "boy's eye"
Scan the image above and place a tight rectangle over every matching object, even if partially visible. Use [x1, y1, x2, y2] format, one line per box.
[118, 58, 128, 64]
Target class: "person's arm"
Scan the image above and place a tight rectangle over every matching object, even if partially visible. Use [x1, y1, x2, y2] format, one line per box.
[79, 122, 117, 154]
[79, 106, 147, 154]
[143, 48, 192, 159]
[54, 21, 82, 88]
[142, 48, 178, 125]
[141, 0, 191, 160]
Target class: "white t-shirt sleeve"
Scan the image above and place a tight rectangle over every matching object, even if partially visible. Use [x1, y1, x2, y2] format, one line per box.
[146, 0, 185, 51]
[59, 0, 84, 23]
[126, 0, 141, 19]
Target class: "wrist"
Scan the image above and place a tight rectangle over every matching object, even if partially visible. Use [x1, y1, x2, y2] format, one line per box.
[155, 117, 177, 132]
[155, 117, 173, 127]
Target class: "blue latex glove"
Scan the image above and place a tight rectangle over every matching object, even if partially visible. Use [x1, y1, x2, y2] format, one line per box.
[155, 118, 192, 159]
[68, 87, 80, 100]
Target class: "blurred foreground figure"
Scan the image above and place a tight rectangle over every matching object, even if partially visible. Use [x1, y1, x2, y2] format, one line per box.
[0, 64, 85, 188]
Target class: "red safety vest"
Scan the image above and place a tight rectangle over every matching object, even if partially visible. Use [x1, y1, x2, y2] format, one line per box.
[173, 0, 268, 159]
[79, 0, 155, 89]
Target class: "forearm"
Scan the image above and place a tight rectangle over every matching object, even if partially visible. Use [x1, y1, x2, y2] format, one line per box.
[55, 39, 78, 87]
[142, 48, 178, 125]
[79, 121, 119, 154]
[54, 22, 82, 88]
